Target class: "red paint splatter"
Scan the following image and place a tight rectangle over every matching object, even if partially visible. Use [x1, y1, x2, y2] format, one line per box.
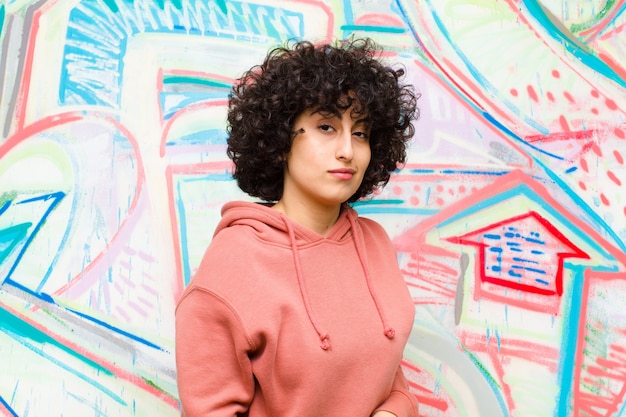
[591, 142, 603, 157]
[559, 115, 571, 132]
[393, 186, 402, 195]
[436, 197, 444, 206]
[436, 185, 444, 192]
[591, 108, 599, 115]
[547, 91, 555, 102]
[410, 196, 419, 205]
[600, 193, 610, 206]
[606, 99, 617, 110]
[413, 184, 421, 192]
[563, 91, 575, 104]
[614, 150, 624, 165]
[459, 185, 466, 193]
[527, 85, 538, 102]
[579, 181, 587, 191]
[510, 88, 518, 97]
[615, 128, 625, 139]
[591, 89, 599, 98]
[580, 157, 589, 172]
[552, 69, 560, 78]
[607, 170, 622, 186]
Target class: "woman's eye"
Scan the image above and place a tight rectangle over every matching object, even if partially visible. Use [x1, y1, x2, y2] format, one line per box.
[353, 131, 369, 141]
[319, 124, 335, 132]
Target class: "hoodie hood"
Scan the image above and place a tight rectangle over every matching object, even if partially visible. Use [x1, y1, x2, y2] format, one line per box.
[216, 201, 353, 245]
[215, 201, 395, 350]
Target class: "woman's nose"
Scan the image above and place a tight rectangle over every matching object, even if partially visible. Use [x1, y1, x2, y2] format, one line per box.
[335, 130, 354, 161]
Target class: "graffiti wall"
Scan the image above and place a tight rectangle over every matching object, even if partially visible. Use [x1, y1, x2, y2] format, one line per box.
[1, 0, 625, 416]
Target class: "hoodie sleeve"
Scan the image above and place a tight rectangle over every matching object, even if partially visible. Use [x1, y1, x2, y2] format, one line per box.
[373, 365, 419, 417]
[175, 287, 255, 417]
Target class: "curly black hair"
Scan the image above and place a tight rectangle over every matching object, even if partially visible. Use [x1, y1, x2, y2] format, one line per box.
[226, 37, 418, 203]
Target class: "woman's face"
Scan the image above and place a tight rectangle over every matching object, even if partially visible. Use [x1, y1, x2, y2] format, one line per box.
[281, 107, 371, 211]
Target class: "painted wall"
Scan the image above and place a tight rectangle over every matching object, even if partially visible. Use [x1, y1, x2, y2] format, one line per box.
[1, 0, 625, 416]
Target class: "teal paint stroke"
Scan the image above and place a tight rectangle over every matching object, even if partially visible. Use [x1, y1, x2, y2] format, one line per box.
[0, 306, 127, 405]
[523, 0, 626, 88]
[0, 4, 5, 34]
[175, 173, 234, 286]
[340, 24, 406, 34]
[555, 265, 585, 417]
[436, 181, 619, 262]
[415, 0, 552, 136]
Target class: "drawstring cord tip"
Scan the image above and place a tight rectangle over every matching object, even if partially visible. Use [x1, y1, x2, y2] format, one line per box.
[384, 327, 396, 339]
[320, 334, 331, 350]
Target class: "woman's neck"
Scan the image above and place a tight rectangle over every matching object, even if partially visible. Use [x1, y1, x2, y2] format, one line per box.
[271, 200, 342, 237]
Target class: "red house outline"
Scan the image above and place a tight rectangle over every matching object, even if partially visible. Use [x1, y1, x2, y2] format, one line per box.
[446, 210, 590, 314]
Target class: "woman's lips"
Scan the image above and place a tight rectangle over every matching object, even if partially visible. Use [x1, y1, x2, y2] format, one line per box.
[328, 169, 355, 180]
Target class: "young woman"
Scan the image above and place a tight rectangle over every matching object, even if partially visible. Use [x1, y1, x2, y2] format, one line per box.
[175, 38, 419, 417]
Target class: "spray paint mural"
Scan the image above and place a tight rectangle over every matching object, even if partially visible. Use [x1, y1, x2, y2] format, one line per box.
[0, 0, 625, 416]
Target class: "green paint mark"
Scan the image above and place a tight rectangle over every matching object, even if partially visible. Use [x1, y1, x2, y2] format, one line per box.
[163, 75, 231, 89]
[0, 191, 18, 207]
[42, 308, 70, 328]
[0, 305, 113, 376]
[141, 376, 177, 399]
[461, 345, 501, 389]
[570, 0, 616, 34]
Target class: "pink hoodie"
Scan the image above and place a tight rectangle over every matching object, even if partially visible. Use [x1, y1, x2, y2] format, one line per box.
[175, 201, 418, 417]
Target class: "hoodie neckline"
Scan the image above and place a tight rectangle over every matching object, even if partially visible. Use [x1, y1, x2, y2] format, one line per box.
[218, 201, 396, 350]
[218, 201, 353, 244]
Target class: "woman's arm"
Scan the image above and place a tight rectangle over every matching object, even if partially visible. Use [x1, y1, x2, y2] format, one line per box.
[175, 287, 255, 416]
[372, 365, 419, 417]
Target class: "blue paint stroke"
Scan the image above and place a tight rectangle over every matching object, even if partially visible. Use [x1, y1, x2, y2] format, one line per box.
[395, 0, 626, 254]
[352, 199, 404, 207]
[462, 346, 511, 417]
[436, 181, 621, 262]
[65, 307, 165, 351]
[0, 4, 5, 34]
[420, 0, 553, 135]
[394, 1, 571, 162]
[354, 206, 439, 216]
[590, 3, 626, 39]
[555, 265, 585, 417]
[0, 394, 18, 417]
[523, 0, 626, 88]
[406, 168, 511, 176]
[0, 192, 65, 286]
[174, 172, 236, 286]
[60, 0, 305, 107]
[175, 179, 192, 287]
[0, 306, 126, 406]
[165, 129, 227, 147]
[340, 24, 406, 34]
[0, 223, 32, 266]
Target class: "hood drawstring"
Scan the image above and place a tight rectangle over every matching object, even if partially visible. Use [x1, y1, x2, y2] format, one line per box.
[280, 214, 332, 350]
[280, 210, 395, 351]
[347, 211, 396, 340]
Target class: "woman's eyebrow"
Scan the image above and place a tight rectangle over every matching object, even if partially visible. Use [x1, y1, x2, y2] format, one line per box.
[313, 109, 340, 119]
[352, 116, 370, 126]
